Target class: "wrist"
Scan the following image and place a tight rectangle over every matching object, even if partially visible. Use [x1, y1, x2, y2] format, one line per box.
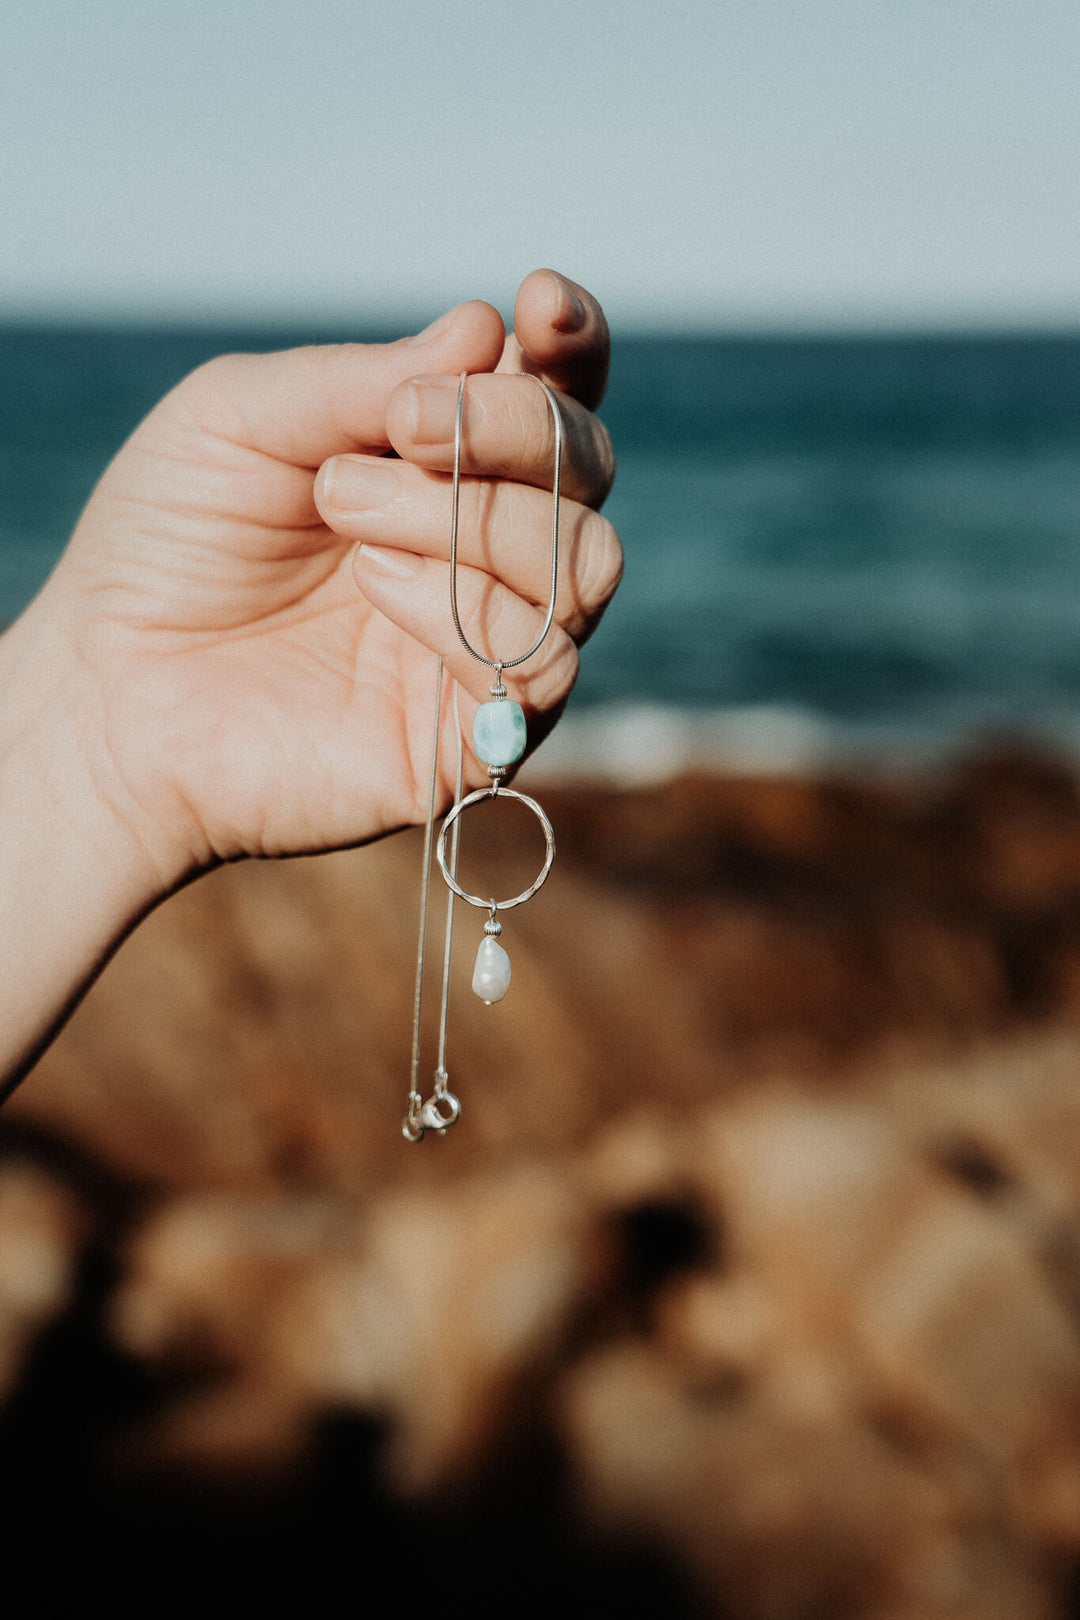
[0, 595, 185, 1083]
[3, 590, 200, 883]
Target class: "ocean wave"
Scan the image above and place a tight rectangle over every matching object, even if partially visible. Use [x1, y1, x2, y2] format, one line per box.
[520, 704, 858, 785]
[521, 703, 1080, 786]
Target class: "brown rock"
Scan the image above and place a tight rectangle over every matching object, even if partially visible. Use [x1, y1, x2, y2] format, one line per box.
[8, 746, 1080, 1615]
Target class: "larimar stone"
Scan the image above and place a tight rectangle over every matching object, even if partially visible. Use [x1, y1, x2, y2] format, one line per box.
[472, 936, 512, 1003]
[473, 700, 527, 767]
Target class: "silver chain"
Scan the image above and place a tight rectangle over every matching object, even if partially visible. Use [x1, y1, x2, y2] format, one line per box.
[404, 371, 564, 1142]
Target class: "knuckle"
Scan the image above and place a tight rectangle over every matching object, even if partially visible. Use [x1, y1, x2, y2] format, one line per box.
[192, 351, 238, 383]
[503, 377, 562, 479]
[551, 633, 581, 703]
[176, 349, 265, 437]
[185, 351, 248, 395]
[581, 513, 624, 607]
[173, 353, 231, 413]
[462, 569, 530, 668]
[168, 351, 252, 433]
[519, 400, 557, 475]
[486, 582, 521, 649]
[587, 420, 617, 505]
[530, 630, 580, 709]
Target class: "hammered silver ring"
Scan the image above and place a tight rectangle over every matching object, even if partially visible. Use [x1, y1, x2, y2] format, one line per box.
[436, 787, 555, 911]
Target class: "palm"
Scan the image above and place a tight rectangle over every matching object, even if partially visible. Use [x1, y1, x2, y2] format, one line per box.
[66, 405, 461, 865]
[50, 277, 612, 877]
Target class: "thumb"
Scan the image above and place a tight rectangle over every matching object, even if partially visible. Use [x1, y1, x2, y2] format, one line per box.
[167, 300, 506, 468]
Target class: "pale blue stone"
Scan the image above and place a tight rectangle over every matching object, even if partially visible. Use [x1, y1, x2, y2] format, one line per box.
[473, 700, 527, 766]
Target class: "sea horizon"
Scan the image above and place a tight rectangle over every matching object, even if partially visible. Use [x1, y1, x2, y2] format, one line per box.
[4, 322, 1080, 779]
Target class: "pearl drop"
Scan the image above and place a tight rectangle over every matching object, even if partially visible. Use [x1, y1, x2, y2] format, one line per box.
[472, 935, 511, 1003]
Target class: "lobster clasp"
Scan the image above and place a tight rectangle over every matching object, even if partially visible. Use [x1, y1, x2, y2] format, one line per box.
[420, 1087, 461, 1135]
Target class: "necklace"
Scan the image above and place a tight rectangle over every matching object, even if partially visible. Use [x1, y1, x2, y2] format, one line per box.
[402, 372, 563, 1142]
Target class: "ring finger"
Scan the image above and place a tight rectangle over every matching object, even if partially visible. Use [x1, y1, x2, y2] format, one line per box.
[315, 456, 623, 646]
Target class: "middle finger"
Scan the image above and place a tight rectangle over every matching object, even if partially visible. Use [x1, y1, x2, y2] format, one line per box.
[384, 371, 616, 510]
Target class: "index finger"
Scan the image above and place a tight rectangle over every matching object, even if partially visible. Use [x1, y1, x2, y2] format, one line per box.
[159, 299, 506, 469]
[497, 269, 611, 412]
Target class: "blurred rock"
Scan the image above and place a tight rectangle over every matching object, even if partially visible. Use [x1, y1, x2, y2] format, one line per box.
[0, 1162, 84, 1398]
[109, 1162, 598, 1488]
[7, 743, 1080, 1616]
[565, 1077, 1080, 1617]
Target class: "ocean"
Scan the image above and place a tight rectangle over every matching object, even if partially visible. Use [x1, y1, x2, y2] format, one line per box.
[3, 325, 1080, 775]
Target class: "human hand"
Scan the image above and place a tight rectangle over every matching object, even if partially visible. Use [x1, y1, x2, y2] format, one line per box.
[22, 269, 618, 885]
[0, 270, 618, 1082]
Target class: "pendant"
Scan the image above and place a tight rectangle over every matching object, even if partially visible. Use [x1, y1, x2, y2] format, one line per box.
[473, 699, 527, 767]
[472, 933, 511, 1003]
[403, 371, 564, 1142]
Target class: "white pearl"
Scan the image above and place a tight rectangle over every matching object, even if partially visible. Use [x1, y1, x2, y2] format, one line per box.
[472, 935, 511, 1003]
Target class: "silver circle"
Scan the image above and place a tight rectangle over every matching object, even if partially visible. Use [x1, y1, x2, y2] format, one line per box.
[436, 788, 555, 911]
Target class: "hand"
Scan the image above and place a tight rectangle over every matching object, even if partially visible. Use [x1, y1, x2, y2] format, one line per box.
[0, 270, 619, 1084]
[46, 269, 617, 877]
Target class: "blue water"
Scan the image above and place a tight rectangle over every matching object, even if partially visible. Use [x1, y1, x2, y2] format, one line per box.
[3, 325, 1080, 754]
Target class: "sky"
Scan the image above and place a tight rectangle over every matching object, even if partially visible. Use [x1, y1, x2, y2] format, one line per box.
[1, 0, 1078, 330]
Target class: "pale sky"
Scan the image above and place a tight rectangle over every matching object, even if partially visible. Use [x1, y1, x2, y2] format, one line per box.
[1, 0, 1078, 328]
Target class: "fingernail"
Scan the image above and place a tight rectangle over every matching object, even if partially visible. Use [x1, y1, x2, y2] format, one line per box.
[552, 279, 587, 334]
[353, 543, 423, 580]
[409, 307, 458, 345]
[321, 456, 398, 512]
[409, 376, 461, 444]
